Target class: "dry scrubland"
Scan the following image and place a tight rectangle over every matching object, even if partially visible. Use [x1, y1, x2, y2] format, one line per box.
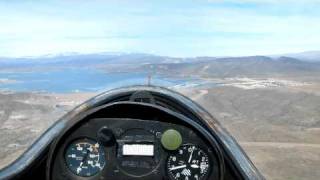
[0, 92, 95, 169]
[180, 81, 320, 180]
[1, 80, 320, 180]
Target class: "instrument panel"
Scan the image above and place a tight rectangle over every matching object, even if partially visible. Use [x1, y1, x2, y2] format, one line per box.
[0, 87, 263, 180]
[50, 118, 220, 180]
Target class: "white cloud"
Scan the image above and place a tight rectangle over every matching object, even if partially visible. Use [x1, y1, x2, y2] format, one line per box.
[0, 0, 319, 57]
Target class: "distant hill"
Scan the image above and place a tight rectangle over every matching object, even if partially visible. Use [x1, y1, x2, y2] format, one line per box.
[0, 53, 163, 69]
[138, 56, 320, 77]
[0, 53, 208, 69]
[274, 51, 320, 62]
[1, 52, 320, 78]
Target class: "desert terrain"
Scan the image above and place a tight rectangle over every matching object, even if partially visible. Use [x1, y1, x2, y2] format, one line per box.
[181, 81, 320, 180]
[0, 53, 320, 179]
[1, 80, 320, 180]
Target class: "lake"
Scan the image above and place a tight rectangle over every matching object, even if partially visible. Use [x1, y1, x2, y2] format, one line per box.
[0, 69, 193, 93]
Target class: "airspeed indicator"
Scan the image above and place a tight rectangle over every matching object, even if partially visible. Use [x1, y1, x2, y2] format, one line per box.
[64, 139, 105, 177]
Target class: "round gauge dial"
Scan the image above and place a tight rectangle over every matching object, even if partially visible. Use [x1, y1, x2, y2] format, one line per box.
[167, 144, 210, 180]
[65, 139, 105, 177]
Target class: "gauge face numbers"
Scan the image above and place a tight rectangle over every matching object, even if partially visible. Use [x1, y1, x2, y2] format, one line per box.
[65, 139, 105, 177]
[167, 144, 210, 180]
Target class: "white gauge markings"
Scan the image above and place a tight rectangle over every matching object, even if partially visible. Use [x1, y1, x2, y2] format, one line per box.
[65, 139, 106, 177]
[167, 144, 210, 180]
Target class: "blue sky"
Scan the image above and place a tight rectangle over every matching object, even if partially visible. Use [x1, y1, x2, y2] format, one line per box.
[0, 0, 319, 57]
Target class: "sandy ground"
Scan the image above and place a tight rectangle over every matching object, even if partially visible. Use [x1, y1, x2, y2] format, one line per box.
[0, 91, 97, 169]
[179, 83, 320, 180]
[1, 83, 320, 179]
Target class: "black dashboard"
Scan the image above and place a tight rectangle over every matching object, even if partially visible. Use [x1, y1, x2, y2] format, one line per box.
[50, 117, 220, 180]
[0, 86, 264, 180]
[48, 102, 222, 180]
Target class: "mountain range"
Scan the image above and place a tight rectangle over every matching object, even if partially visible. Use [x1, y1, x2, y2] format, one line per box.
[0, 51, 319, 78]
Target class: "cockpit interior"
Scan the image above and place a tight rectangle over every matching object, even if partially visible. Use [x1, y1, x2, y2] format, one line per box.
[0, 86, 264, 180]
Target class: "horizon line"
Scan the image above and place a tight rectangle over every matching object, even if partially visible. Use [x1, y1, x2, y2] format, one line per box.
[1, 49, 319, 59]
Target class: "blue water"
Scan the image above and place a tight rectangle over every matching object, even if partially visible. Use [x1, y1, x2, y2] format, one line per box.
[0, 69, 188, 93]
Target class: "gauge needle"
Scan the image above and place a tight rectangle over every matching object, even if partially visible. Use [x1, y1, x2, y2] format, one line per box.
[77, 162, 83, 174]
[169, 165, 187, 171]
[188, 146, 195, 163]
[191, 164, 199, 168]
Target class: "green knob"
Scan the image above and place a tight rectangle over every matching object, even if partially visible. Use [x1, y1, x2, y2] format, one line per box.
[161, 129, 182, 150]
